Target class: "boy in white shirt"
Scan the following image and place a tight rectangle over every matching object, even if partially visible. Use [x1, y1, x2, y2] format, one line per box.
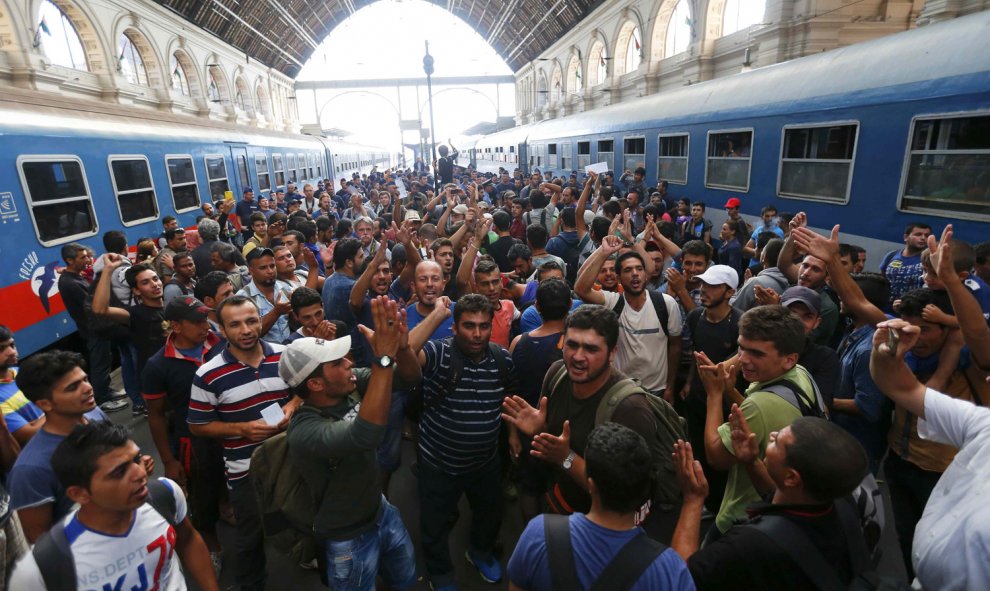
[10, 421, 218, 591]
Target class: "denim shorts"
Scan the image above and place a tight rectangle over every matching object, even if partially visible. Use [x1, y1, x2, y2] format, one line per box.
[324, 498, 416, 591]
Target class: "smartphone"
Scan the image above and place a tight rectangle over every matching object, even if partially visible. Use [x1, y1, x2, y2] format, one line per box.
[886, 328, 899, 357]
[224, 190, 234, 201]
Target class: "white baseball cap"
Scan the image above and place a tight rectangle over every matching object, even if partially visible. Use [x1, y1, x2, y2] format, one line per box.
[694, 265, 739, 290]
[278, 336, 352, 387]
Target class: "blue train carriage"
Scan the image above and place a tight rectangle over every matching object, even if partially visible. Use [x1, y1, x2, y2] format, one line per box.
[474, 124, 533, 176]
[0, 93, 384, 356]
[510, 10, 990, 260]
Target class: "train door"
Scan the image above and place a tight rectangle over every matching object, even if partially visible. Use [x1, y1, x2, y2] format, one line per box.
[229, 145, 252, 196]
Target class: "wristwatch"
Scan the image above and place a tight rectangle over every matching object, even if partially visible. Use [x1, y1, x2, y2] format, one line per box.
[373, 355, 394, 369]
[562, 450, 575, 471]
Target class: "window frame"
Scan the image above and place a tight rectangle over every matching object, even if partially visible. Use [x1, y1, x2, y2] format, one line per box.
[897, 110, 990, 221]
[107, 154, 159, 226]
[256, 153, 271, 192]
[204, 153, 230, 202]
[16, 154, 99, 246]
[657, 132, 690, 185]
[776, 120, 859, 204]
[704, 127, 754, 192]
[597, 139, 616, 172]
[273, 153, 285, 187]
[622, 135, 647, 173]
[164, 154, 201, 213]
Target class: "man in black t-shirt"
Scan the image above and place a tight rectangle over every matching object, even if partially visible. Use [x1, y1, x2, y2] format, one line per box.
[682, 265, 741, 512]
[483, 210, 522, 273]
[92, 256, 166, 382]
[435, 143, 458, 186]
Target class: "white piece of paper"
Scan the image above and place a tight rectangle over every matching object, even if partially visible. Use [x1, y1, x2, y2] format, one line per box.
[585, 161, 609, 175]
[260, 403, 285, 426]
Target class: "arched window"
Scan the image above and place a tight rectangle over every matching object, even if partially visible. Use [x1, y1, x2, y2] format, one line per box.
[234, 88, 245, 110]
[665, 0, 692, 57]
[537, 76, 547, 107]
[722, 0, 765, 36]
[118, 32, 148, 85]
[207, 67, 222, 103]
[567, 55, 582, 94]
[37, 0, 88, 71]
[170, 54, 189, 96]
[596, 45, 608, 85]
[624, 27, 642, 74]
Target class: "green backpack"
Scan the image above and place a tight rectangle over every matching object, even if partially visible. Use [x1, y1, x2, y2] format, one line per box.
[251, 410, 335, 564]
[547, 365, 687, 512]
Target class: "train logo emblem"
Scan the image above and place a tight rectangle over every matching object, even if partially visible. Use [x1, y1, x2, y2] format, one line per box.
[19, 251, 62, 315]
[0, 192, 18, 223]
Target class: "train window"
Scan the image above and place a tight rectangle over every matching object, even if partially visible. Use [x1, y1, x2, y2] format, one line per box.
[287, 154, 298, 183]
[658, 134, 689, 185]
[236, 155, 250, 191]
[108, 156, 158, 225]
[577, 141, 591, 168]
[18, 157, 97, 245]
[273, 154, 285, 187]
[706, 129, 753, 191]
[166, 156, 200, 213]
[900, 114, 990, 219]
[778, 123, 858, 203]
[561, 142, 572, 170]
[623, 137, 646, 172]
[548, 144, 558, 169]
[204, 155, 229, 201]
[598, 140, 614, 171]
[256, 154, 271, 192]
[300, 153, 308, 180]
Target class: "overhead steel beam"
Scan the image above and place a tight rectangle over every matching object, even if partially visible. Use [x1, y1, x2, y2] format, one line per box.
[295, 75, 514, 90]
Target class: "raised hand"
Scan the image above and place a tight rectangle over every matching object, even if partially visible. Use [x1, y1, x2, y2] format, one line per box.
[753, 284, 781, 306]
[792, 224, 840, 261]
[501, 395, 547, 438]
[673, 440, 708, 502]
[600, 234, 623, 256]
[358, 296, 403, 358]
[728, 404, 759, 465]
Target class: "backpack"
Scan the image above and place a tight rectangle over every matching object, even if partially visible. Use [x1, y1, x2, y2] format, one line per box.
[760, 370, 828, 419]
[524, 208, 550, 231]
[407, 337, 513, 421]
[611, 290, 671, 337]
[544, 514, 667, 591]
[748, 498, 910, 591]
[250, 413, 333, 564]
[556, 234, 590, 287]
[83, 270, 131, 341]
[32, 478, 178, 591]
[547, 365, 687, 514]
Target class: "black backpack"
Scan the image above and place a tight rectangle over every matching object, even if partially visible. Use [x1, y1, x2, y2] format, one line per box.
[557, 234, 590, 287]
[31, 478, 178, 591]
[760, 367, 828, 419]
[83, 270, 131, 340]
[611, 290, 671, 337]
[544, 514, 667, 591]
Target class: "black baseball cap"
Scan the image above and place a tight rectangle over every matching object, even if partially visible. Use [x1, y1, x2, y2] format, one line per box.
[164, 296, 211, 322]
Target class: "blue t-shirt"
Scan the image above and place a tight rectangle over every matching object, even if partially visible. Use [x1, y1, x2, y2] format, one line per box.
[519, 299, 583, 333]
[964, 275, 990, 325]
[322, 272, 358, 330]
[405, 302, 454, 341]
[832, 325, 892, 472]
[508, 513, 696, 591]
[880, 250, 924, 305]
[8, 407, 108, 518]
[234, 199, 257, 226]
[0, 368, 44, 436]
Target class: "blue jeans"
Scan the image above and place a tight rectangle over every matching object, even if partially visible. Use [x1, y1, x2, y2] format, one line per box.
[115, 340, 142, 407]
[376, 390, 407, 473]
[324, 499, 416, 591]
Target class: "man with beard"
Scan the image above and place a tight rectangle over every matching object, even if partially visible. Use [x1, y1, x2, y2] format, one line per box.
[575, 235, 681, 400]
[322, 238, 366, 332]
[93, 257, 167, 378]
[163, 251, 197, 304]
[501, 305, 669, 541]
[188, 296, 301, 591]
[777, 213, 840, 344]
[679, 265, 741, 512]
[431, 238, 460, 300]
[237, 248, 294, 344]
[458, 225, 519, 348]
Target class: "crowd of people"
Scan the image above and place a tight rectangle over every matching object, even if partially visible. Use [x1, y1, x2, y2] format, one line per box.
[0, 153, 989, 591]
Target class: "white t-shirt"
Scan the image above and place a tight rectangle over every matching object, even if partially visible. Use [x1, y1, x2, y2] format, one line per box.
[11, 478, 188, 591]
[600, 290, 682, 392]
[913, 388, 990, 591]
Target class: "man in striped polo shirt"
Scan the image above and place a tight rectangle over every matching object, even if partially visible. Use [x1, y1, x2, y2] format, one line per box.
[407, 294, 518, 591]
[188, 295, 302, 591]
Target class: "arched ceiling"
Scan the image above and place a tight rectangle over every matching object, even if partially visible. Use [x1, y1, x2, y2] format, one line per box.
[154, 0, 601, 78]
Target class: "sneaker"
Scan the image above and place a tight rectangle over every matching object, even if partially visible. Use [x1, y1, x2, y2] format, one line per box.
[132, 404, 148, 417]
[210, 551, 223, 579]
[110, 389, 128, 400]
[465, 549, 502, 584]
[299, 558, 318, 570]
[99, 398, 129, 413]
